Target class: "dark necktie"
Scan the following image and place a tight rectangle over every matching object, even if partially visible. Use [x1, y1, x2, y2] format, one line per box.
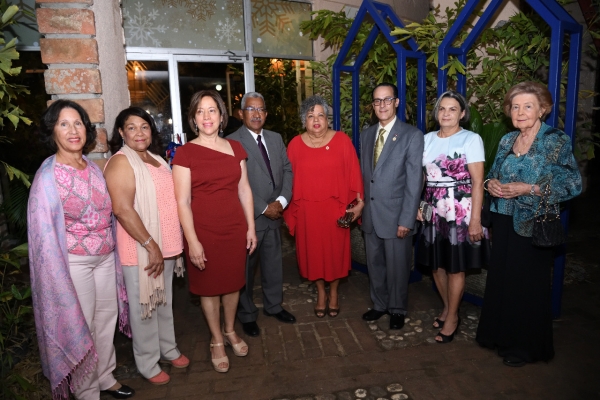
[257, 134, 275, 184]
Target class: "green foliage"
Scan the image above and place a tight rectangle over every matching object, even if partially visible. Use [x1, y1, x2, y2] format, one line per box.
[301, 0, 597, 166]
[253, 58, 303, 144]
[0, 243, 34, 400]
[0, 2, 31, 131]
[229, 58, 304, 144]
[0, 2, 31, 188]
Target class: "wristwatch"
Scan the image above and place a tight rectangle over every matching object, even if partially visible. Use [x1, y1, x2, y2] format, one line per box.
[530, 185, 535, 196]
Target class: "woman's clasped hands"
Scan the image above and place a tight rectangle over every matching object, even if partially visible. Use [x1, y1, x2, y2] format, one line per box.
[487, 179, 531, 199]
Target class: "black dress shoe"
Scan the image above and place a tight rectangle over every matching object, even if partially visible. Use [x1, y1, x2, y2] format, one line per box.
[362, 309, 388, 321]
[242, 321, 260, 337]
[503, 355, 526, 367]
[263, 308, 296, 323]
[102, 384, 135, 399]
[389, 313, 405, 330]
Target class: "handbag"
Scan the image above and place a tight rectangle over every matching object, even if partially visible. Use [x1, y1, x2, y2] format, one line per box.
[337, 199, 359, 228]
[419, 201, 434, 222]
[531, 185, 566, 247]
[481, 194, 492, 228]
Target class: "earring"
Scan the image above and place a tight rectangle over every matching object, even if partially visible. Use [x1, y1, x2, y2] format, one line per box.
[121, 136, 124, 146]
[194, 123, 199, 133]
[219, 122, 223, 133]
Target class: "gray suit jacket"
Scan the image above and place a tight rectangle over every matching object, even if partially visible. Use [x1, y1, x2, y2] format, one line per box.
[360, 119, 424, 239]
[228, 126, 293, 232]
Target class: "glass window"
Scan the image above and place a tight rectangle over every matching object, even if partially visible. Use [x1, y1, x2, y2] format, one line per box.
[251, 0, 313, 57]
[126, 60, 176, 144]
[177, 62, 245, 141]
[122, 0, 245, 51]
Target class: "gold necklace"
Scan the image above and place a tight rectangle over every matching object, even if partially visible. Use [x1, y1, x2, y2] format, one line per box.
[514, 134, 531, 157]
[307, 132, 326, 148]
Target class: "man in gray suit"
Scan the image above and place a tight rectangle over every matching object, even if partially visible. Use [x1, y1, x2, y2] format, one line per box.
[228, 92, 296, 337]
[360, 83, 424, 330]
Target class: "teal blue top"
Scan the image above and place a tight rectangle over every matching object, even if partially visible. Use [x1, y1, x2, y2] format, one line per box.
[488, 122, 581, 237]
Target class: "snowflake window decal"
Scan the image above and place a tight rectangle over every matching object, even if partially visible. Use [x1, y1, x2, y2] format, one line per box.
[123, 2, 167, 47]
[226, 0, 243, 19]
[216, 18, 242, 45]
[252, 0, 294, 37]
[161, 0, 217, 22]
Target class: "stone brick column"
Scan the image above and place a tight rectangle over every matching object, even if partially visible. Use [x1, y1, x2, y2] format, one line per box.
[36, 0, 129, 169]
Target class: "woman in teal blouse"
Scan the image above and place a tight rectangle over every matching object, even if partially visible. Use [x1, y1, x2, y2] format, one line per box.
[476, 82, 581, 368]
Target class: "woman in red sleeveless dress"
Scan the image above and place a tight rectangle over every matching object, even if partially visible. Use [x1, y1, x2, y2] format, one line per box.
[173, 90, 257, 373]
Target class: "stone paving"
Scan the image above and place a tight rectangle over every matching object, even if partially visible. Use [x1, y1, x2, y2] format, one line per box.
[103, 187, 600, 399]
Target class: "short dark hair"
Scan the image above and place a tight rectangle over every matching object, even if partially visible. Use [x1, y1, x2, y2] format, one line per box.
[39, 100, 96, 153]
[109, 107, 164, 155]
[372, 82, 398, 99]
[503, 81, 554, 119]
[187, 90, 228, 134]
[432, 90, 470, 124]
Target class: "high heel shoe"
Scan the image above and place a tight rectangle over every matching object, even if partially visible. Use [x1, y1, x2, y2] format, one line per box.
[222, 329, 248, 357]
[432, 318, 445, 329]
[435, 317, 460, 344]
[210, 342, 229, 372]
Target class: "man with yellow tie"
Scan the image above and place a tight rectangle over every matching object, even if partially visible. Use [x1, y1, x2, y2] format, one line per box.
[360, 82, 424, 330]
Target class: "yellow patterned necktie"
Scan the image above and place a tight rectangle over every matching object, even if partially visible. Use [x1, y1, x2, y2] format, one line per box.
[373, 127, 386, 168]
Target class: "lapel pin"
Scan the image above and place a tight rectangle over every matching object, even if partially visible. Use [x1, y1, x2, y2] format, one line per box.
[392, 134, 397, 141]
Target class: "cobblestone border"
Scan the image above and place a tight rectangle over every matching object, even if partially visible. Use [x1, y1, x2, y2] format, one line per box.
[274, 382, 410, 400]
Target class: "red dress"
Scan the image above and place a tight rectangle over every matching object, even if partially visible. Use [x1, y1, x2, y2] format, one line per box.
[284, 132, 364, 281]
[172, 140, 248, 296]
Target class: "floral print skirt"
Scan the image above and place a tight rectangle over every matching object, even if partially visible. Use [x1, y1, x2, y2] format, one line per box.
[417, 180, 491, 273]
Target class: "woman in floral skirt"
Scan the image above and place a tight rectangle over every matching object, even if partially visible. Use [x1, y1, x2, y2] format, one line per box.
[417, 91, 490, 343]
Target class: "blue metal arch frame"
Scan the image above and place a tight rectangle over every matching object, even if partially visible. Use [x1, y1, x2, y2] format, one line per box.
[438, 0, 583, 318]
[332, 0, 427, 156]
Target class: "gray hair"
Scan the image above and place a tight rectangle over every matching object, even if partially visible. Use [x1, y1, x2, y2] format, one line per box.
[432, 90, 470, 124]
[299, 95, 331, 128]
[241, 92, 266, 109]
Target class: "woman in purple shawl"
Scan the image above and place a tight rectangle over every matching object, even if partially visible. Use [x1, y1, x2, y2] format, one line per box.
[28, 100, 134, 399]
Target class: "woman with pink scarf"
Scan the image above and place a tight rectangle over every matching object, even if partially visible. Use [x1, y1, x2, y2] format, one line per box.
[28, 100, 133, 399]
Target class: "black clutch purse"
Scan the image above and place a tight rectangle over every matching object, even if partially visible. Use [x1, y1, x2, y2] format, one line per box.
[337, 199, 359, 228]
[481, 194, 492, 228]
[531, 185, 565, 247]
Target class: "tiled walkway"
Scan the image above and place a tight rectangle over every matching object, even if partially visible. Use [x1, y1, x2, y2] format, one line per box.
[107, 193, 600, 399]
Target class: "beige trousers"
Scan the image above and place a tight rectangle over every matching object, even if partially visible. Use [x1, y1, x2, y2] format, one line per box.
[68, 253, 118, 400]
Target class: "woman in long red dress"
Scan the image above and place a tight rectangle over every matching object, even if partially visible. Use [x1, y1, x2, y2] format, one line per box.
[173, 90, 257, 373]
[284, 96, 364, 318]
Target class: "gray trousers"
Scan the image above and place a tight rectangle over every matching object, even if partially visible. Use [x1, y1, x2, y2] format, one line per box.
[122, 259, 180, 379]
[237, 226, 284, 323]
[364, 232, 412, 314]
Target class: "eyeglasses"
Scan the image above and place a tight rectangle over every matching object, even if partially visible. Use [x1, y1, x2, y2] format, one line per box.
[242, 107, 266, 114]
[372, 97, 396, 106]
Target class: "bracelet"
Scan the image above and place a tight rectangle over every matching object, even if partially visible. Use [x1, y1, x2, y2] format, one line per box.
[483, 179, 491, 192]
[141, 236, 153, 248]
[530, 185, 535, 196]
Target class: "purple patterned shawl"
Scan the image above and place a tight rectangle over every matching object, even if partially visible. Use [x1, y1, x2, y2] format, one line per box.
[27, 155, 130, 399]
